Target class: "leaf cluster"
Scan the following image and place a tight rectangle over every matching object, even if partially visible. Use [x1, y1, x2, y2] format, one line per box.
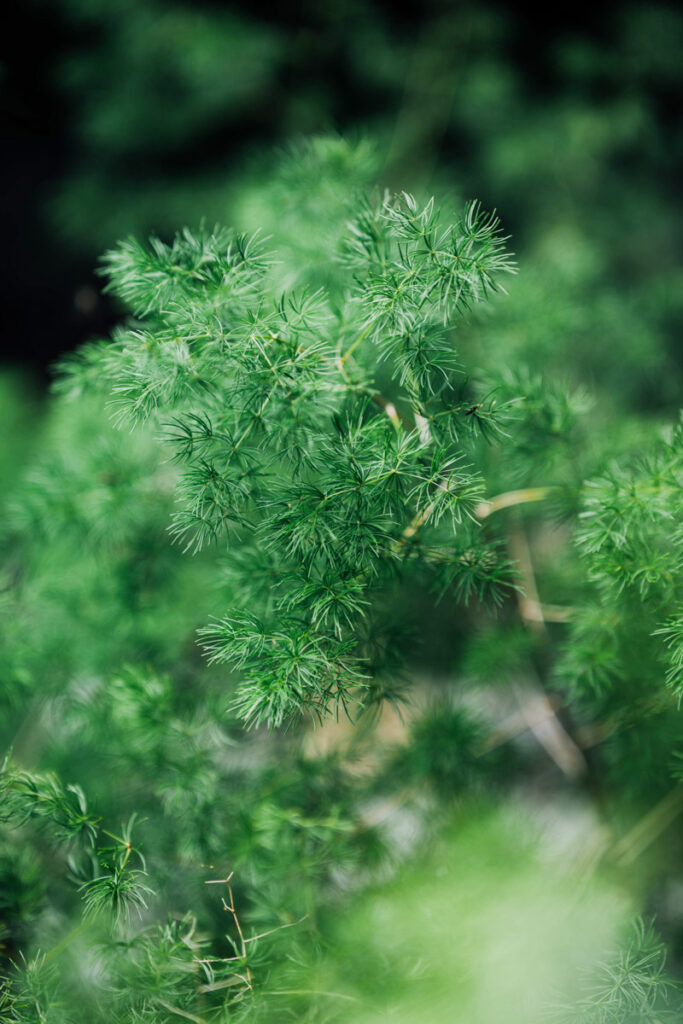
[58, 194, 517, 729]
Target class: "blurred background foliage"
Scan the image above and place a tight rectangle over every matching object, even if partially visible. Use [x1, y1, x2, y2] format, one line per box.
[1, 0, 682, 1020]
[3, 0, 681, 398]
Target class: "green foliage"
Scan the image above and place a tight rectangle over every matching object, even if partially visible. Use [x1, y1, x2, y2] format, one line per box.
[3, 120, 683, 1020]
[388, 702, 504, 797]
[0, 759, 97, 846]
[58, 190, 516, 731]
[577, 423, 683, 602]
[551, 422, 683, 808]
[550, 919, 682, 1023]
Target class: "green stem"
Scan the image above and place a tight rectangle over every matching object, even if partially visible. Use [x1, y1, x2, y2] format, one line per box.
[339, 322, 373, 365]
[476, 486, 554, 519]
[43, 918, 89, 963]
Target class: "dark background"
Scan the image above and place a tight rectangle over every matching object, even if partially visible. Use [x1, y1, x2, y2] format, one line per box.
[1, 0, 681, 379]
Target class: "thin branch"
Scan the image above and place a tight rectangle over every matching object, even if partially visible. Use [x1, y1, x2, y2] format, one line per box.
[207, 872, 254, 990]
[479, 694, 564, 753]
[613, 786, 683, 865]
[339, 322, 373, 365]
[371, 392, 412, 429]
[476, 487, 554, 520]
[507, 523, 588, 779]
[512, 683, 588, 779]
[156, 999, 206, 1024]
[243, 915, 308, 944]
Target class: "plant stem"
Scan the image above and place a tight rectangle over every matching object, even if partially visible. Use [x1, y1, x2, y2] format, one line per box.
[475, 487, 554, 519]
